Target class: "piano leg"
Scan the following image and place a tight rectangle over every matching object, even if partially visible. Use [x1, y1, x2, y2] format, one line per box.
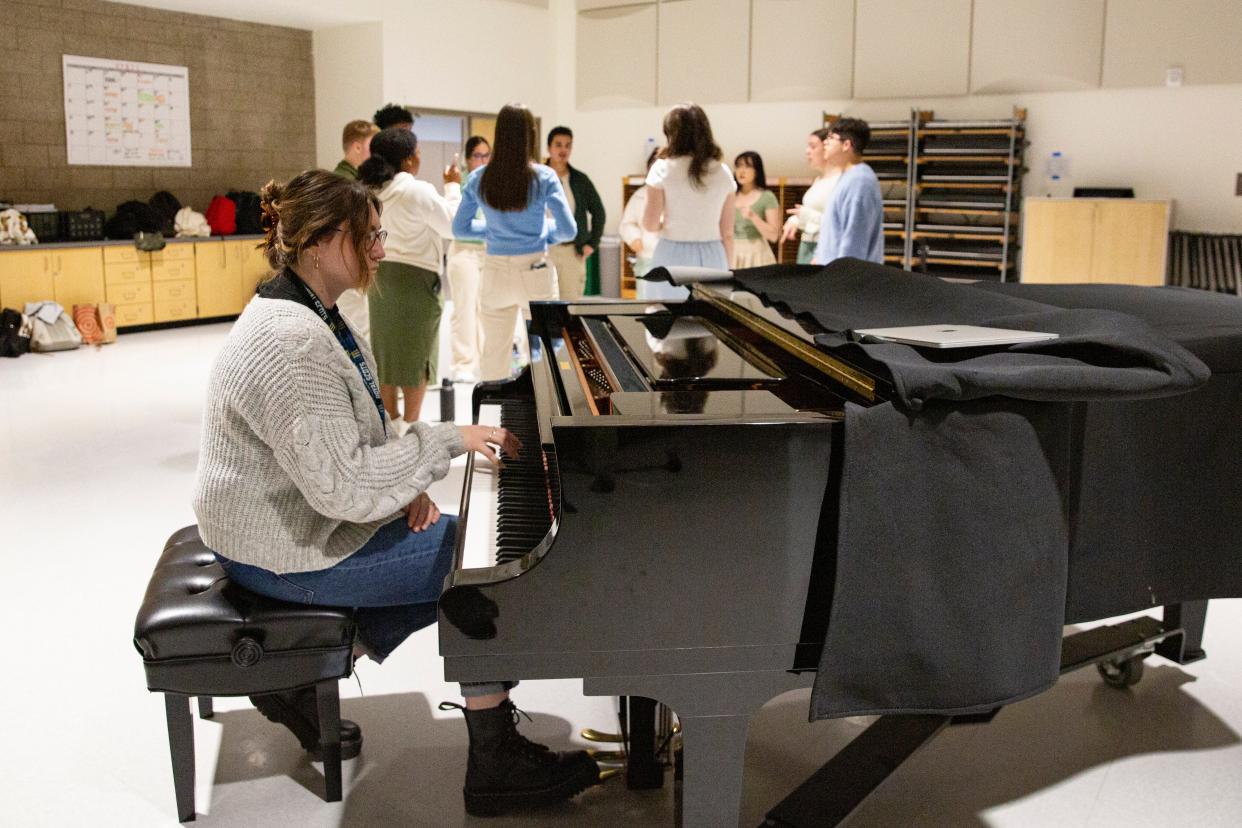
[624, 696, 665, 789]
[1157, 600, 1209, 664]
[674, 713, 751, 828]
[583, 671, 814, 828]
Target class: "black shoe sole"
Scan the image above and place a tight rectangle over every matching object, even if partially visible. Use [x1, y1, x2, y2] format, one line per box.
[463, 761, 599, 817]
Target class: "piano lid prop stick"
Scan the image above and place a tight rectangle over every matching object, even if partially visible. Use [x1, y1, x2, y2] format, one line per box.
[640, 265, 735, 286]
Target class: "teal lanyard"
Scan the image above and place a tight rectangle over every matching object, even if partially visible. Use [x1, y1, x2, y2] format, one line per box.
[291, 273, 387, 436]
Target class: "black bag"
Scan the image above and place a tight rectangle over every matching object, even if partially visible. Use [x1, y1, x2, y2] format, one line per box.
[104, 200, 163, 239]
[148, 191, 182, 236]
[228, 190, 263, 235]
[0, 308, 30, 358]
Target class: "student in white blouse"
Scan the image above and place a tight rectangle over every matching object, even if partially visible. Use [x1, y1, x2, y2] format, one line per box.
[641, 104, 736, 301]
[618, 146, 662, 282]
[781, 127, 843, 264]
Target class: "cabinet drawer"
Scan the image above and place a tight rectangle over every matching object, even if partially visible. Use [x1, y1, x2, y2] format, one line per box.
[103, 246, 143, 265]
[151, 258, 195, 282]
[154, 297, 196, 323]
[153, 278, 195, 303]
[107, 281, 153, 304]
[105, 261, 151, 286]
[115, 302, 154, 327]
[156, 244, 196, 262]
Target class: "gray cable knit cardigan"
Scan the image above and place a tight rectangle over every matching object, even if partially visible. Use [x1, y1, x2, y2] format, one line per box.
[192, 297, 466, 573]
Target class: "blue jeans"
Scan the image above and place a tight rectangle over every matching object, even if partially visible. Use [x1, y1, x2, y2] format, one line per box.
[216, 515, 510, 697]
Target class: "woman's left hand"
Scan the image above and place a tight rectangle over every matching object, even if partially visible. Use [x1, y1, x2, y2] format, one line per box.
[405, 492, 441, 533]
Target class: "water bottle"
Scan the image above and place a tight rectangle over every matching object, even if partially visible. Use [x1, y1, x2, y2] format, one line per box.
[439, 376, 455, 423]
[643, 136, 657, 167]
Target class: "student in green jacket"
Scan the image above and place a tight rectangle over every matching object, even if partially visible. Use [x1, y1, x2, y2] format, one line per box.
[545, 125, 605, 300]
[333, 120, 378, 181]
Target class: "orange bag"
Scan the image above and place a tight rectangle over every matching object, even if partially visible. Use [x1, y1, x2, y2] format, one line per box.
[73, 304, 102, 345]
[97, 303, 117, 344]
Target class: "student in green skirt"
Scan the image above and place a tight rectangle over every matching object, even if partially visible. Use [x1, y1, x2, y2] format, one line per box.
[359, 128, 462, 431]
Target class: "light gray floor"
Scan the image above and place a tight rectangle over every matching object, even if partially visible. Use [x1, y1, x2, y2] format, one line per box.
[2, 315, 1241, 827]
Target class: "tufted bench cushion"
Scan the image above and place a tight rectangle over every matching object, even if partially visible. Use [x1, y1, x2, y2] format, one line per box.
[133, 525, 356, 697]
[135, 526, 358, 820]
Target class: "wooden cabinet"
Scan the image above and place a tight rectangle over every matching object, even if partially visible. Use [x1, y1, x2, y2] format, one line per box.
[237, 240, 271, 306]
[0, 250, 56, 309]
[0, 237, 265, 331]
[195, 240, 245, 318]
[52, 248, 106, 308]
[1022, 198, 1171, 285]
[104, 245, 155, 326]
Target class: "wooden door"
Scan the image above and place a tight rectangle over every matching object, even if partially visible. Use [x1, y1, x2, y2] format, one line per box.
[1020, 199, 1095, 283]
[0, 250, 55, 308]
[1091, 201, 1169, 285]
[52, 248, 106, 308]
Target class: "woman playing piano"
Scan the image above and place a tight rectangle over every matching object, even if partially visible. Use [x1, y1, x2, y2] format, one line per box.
[192, 170, 599, 816]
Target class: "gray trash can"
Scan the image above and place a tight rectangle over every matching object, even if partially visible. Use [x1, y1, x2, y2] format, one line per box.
[597, 235, 622, 298]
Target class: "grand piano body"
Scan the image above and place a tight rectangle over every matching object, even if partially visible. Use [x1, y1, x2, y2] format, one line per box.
[438, 281, 1224, 827]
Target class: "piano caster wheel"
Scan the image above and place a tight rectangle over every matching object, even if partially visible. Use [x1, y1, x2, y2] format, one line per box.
[581, 728, 625, 743]
[1098, 655, 1145, 688]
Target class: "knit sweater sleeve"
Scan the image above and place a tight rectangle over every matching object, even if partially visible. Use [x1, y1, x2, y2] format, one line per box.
[238, 324, 466, 523]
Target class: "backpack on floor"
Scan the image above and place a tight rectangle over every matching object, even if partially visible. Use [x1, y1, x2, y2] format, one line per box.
[0, 307, 30, 358]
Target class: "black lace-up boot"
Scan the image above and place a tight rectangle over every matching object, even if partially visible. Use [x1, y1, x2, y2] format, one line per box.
[250, 687, 362, 760]
[443, 700, 599, 816]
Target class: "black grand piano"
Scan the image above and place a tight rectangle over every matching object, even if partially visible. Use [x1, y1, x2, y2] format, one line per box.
[438, 269, 1242, 827]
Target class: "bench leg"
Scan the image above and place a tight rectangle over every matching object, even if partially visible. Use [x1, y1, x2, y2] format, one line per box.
[315, 680, 342, 802]
[196, 696, 214, 720]
[164, 693, 196, 822]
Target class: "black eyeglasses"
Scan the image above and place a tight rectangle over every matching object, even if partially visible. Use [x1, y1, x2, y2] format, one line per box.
[326, 227, 387, 248]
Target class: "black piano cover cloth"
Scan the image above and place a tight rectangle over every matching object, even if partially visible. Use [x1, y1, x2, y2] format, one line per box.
[729, 260, 1242, 720]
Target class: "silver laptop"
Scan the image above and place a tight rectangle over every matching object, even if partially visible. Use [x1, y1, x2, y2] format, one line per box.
[851, 324, 1059, 349]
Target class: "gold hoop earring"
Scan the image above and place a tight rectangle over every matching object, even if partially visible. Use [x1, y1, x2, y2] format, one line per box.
[314, 252, 320, 271]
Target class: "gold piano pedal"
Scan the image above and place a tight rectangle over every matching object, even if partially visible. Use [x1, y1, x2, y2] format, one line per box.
[597, 767, 623, 783]
[581, 728, 625, 743]
[587, 749, 627, 763]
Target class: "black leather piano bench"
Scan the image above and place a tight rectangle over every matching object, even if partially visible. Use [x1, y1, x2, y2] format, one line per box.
[132, 526, 357, 822]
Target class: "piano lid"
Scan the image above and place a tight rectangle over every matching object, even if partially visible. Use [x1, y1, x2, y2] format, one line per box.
[608, 313, 784, 385]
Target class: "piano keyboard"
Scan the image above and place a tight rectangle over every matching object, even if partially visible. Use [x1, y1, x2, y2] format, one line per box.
[461, 400, 561, 569]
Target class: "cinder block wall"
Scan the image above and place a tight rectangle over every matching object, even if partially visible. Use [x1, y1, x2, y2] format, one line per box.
[0, 0, 315, 214]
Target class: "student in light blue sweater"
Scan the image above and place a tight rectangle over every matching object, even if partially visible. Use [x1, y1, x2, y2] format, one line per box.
[452, 103, 576, 380]
[812, 117, 885, 266]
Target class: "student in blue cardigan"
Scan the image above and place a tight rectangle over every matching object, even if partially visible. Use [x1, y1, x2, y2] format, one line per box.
[812, 117, 885, 266]
[452, 103, 577, 381]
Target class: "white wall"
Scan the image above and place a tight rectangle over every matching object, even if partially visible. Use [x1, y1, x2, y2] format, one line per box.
[313, 23, 385, 169]
[549, 0, 1242, 234]
[312, 0, 1242, 235]
[313, 1, 557, 171]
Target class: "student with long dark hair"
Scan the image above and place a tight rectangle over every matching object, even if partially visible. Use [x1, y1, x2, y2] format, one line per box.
[731, 150, 780, 268]
[641, 103, 736, 300]
[358, 127, 460, 429]
[452, 103, 576, 381]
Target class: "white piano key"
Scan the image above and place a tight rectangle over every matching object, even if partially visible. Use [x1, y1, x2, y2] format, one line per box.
[460, 403, 501, 569]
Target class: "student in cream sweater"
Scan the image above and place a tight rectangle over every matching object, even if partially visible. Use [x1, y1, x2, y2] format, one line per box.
[193, 170, 598, 817]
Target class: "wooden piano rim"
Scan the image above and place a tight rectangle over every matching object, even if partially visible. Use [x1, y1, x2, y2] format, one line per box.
[693, 285, 877, 402]
[562, 326, 602, 416]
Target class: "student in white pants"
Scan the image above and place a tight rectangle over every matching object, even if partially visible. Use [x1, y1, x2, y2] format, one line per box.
[451, 103, 577, 382]
[445, 135, 492, 382]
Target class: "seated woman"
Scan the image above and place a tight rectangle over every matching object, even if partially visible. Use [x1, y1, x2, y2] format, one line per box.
[192, 169, 598, 816]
